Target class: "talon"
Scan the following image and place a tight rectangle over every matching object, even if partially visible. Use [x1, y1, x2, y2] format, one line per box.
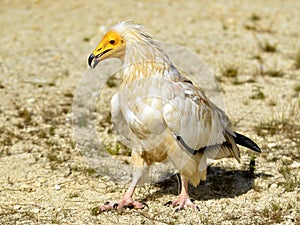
[141, 200, 149, 208]
[196, 206, 200, 211]
[175, 207, 182, 212]
[100, 198, 144, 211]
[113, 203, 119, 209]
[164, 201, 173, 206]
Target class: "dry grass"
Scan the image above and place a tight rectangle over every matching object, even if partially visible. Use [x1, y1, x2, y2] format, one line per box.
[278, 165, 299, 192]
[294, 49, 300, 69]
[250, 13, 261, 22]
[261, 41, 277, 53]
[263, 69, 284, 78]
[254, 105, 299, 140]
[250, 85, 265, 100]
[254, 104, 300, 162]
[294, 84, 300, 93]
[222, 64, 239, 78]
[261, 201, 285, 223]
[252, 32, 277, 53]
[103, 141, 131, 156]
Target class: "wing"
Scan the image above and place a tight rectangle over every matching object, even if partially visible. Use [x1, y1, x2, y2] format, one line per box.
[116, 76, 240, 162]
[163, 81, 240, 161]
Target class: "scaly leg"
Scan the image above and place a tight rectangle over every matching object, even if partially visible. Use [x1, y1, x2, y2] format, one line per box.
[166, 176, 199, 211]
[99, 166, 147, 211]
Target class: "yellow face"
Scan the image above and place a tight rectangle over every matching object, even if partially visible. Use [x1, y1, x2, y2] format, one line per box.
[88, 31, 125, 68]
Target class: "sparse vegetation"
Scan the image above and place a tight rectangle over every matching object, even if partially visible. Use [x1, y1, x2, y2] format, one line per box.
[245, 15, 275, 33]
[63, 92, 74, 98]
[248, 154, 257, 176]
[244, 24, 256, 31]
[91, 206, 101, 216]
[103, 141, 131, 156]
[222, 64, 239, 78]
[49, 126, 56, 136]
[68, 192, 80, 198]
[250, 13, 261, 21]
[261, 41, 277, 52]
[268, 100, 276, 106]
[250, 85, 265, 99]
[83, 36, 91, 42]
[255, 117, 290, 137]
[252, 33, 277, 53]
[24, 211, 35, 220]
[244, 14, 261, 31]
[279, 177, 299, 192]
[17, 107, 33, 125]
[294, 49, 300, 69]
[0, 81, 4, 89]
[278, 165, 291, 179]
[264, 69, 284, 77]
[72, 165, 97, 176]
[103, 142, 120, 155]
[261, 201, 285, 223]
[277, 165, 298, 191]
[252, 55, 284, 77]
[294, 84, 300, 93]
[254, 105, 300, 154]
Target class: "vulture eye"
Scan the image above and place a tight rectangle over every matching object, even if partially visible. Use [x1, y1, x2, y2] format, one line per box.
[109, 40, 116, 45]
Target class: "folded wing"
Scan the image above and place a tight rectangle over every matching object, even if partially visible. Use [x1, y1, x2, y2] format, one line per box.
[163, 81, 241, 161]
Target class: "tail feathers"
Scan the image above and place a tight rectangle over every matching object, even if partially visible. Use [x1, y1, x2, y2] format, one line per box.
[233, 132, 261, 153]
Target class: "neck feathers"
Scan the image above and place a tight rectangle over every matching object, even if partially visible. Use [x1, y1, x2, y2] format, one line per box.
[122, 40, 180, 85]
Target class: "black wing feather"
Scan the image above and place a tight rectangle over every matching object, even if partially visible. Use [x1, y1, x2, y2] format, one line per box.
[233, 132, 261, 153]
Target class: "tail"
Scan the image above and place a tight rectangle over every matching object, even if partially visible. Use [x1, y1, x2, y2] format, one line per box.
[233, 132, 261, 153]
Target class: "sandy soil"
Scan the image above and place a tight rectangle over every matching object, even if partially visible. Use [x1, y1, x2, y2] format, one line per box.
[0, 0, 299, 224]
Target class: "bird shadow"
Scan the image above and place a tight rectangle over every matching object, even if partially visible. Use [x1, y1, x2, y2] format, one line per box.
[144, 166, 272, 202]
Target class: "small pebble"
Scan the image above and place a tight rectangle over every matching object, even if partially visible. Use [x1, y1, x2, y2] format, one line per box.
[14, 205, 21, 210]
[46, 206, 55, 211]
[32, 208, 39, 213]
[281, 156, 292, 165]
[267, 142, 277, 148]
[290, 161, 300, 168]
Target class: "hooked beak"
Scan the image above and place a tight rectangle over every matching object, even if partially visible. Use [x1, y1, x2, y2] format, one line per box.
[88, 49, 112, 69]
[88, 53, 96, 68]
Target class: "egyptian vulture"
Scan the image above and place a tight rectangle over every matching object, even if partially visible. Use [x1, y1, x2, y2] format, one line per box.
[88, 21, 261, 211]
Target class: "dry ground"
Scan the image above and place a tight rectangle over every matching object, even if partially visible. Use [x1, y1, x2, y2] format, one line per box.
[0, 0, 299, 224]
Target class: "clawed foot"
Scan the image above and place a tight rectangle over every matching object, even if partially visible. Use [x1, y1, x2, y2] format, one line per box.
[165, 194, 200, 212]
[99, 198, 147, 212]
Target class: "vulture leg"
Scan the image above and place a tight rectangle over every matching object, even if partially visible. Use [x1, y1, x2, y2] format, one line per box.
[167, 177, 199, 211]
[99, 166, 147, 211]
